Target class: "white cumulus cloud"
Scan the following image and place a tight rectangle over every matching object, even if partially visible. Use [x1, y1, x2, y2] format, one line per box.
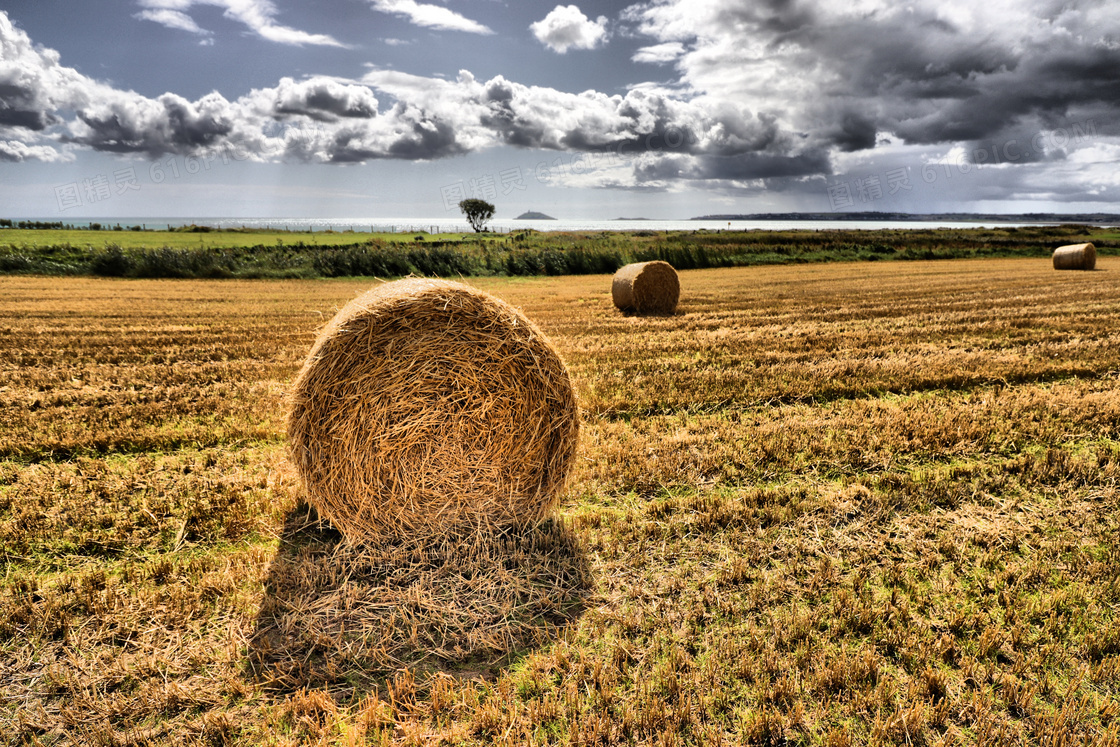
[0, 140, 74, 163]
[530, 5, 608, 53]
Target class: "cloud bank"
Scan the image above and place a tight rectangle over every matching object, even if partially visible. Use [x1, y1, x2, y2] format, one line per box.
[3, 0, 1120, 204]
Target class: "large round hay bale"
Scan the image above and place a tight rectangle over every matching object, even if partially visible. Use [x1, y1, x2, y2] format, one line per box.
[1053, 243, 1096, 270]
[287, 278, 579, 542]
[611, 261, 680, 314]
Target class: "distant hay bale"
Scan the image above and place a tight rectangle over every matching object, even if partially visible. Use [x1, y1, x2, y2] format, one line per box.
[611, 261, 680, 314]
[1053, 243, 1096, 270]
[287, 278, 580, 543]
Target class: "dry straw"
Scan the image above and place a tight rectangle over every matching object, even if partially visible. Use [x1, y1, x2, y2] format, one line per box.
[287, 278, 579, 543]
[1053, 243, 1096, 270]
[247, 517, 591, 689]
[611, 260, 680, 314]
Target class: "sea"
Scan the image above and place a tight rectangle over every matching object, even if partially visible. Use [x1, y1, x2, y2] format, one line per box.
[35, 217, 1070, 234]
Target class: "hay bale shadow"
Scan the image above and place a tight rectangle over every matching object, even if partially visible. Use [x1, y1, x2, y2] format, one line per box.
[245, 503, 592, 697]
[618, 309, 680, 318]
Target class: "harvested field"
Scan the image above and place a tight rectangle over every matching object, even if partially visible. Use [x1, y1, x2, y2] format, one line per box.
[2, 258, 1119, 745]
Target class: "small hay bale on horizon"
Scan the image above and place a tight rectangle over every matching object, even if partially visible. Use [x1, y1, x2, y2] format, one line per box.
[1053, 242, 1096, 270]
[611, 260, 680, 315]
[286, 278, 580, 543]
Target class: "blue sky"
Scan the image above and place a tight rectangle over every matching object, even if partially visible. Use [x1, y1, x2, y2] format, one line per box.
[1, 0, 1118, 220]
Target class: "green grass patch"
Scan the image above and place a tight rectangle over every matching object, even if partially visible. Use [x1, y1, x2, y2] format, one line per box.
[0, 223, 1115, 279]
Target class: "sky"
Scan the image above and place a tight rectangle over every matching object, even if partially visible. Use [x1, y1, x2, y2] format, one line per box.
[1, 0, 1118, 220]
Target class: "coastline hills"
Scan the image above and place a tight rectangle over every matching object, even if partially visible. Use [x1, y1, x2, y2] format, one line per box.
[691, 211, 1120, 224]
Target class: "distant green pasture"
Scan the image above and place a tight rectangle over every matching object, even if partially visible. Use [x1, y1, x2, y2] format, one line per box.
[0, 228, 485, 250]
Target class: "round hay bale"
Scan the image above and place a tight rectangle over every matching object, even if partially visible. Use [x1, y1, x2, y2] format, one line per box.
[1053, 242, 1096, 270]
[287, 278, 579, 542]
[611, 260, 680, 314]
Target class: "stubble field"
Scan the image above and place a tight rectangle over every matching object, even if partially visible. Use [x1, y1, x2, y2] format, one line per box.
[1, 258, 1119, 745]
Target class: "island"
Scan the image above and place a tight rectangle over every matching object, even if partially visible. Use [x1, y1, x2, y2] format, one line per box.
[515, 211, 556, 220]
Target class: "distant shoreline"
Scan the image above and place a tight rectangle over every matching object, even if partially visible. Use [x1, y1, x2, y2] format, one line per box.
[4, 214, 1118, 234]
[691, 211, 1120, 224]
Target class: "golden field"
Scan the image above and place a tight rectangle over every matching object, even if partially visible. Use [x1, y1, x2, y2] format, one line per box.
[1, 258, 1119, 745]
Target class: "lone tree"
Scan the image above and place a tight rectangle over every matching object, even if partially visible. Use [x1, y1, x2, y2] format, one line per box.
[458, 198, 495, 233]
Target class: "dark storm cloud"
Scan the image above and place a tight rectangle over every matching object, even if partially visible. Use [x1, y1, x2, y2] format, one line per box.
[625, 0, 1120, 165]
[767, 10, 1023, 147]
[0, 12, 86, 161]
[824, 111, 877, 153]
[634, 149, 831, 182]
[385, 118, 463, 159]
[872, 42, 1120, 146]
[960, 113, 1105, 169]
[0, 81, 59, 130]
[0, 102, 55, 130]
[697, 149, 832, 180]
[818, 5, 1115, 150]
[325, 110, 465, 162]
[714, 0, 815, 35]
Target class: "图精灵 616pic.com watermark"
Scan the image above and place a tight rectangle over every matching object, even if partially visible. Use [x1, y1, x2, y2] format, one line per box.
[52, 122, 328, 214]
[440, 127, 698, 209]
[827, 119, 1098, 211]
[53, 145, 251, 213]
